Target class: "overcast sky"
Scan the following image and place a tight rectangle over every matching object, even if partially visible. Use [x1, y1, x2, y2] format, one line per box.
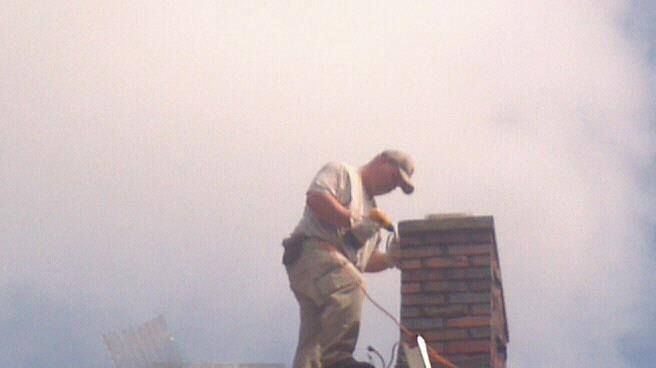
[2, 1, 655, 367]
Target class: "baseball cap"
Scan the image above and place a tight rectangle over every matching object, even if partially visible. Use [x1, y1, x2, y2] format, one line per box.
[381, 150, 415, 194]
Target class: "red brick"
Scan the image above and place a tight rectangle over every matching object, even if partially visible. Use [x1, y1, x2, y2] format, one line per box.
[494, 355, 506, 368]
[402, 269, 436, 282]
[426, 342, 446, 354]
[399, 259, 422, 270]
[400, 245, 447, 258]
[403, 318, 444, 330]
[402, 267, 491, 282]
[400, 306, 422, 318]
[424, 281, 468, 292]
[401, 294, 446, 306]
[446, 340, 491, 354]
[471, 304, 491, 315]
[493, 263, 503, 281]
[399, 236, 427, 247]
[494, 324, 509, 343]
[462, 268, 492, 279]
[469, 327, 492, 338]
[468, 280, 492, 291]
[451, 354, 491, 368]
[401, 282, 422, 294]
[424, 256, 469, 268]
[423, 230, 493, 245]
[492, 289, 503, 312]
[471, 255, 491, 266]
[423, 304, 468, 318]
[448, 292, 490, 304]
[447, 244, 492, 256]
[422, 328, 468, 341]
[447, 316, 490, 328]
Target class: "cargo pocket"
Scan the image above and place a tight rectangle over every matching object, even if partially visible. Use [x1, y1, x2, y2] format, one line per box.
[314, 267, 357, 304]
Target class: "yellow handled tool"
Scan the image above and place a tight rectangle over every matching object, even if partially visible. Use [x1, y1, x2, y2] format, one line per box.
[369, 208, 395, 232]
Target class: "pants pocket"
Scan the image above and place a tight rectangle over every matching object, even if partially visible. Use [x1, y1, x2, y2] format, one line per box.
[314, 267, 357, 303]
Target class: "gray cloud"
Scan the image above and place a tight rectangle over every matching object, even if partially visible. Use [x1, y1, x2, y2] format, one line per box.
[2, 1, 655, 367]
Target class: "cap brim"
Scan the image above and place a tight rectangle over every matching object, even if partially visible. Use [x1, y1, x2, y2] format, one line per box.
[399, 170, 414, 194]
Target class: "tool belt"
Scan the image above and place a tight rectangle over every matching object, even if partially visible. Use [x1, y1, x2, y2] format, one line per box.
[282, 233, 357, 267]
[281, 233, 307, 266]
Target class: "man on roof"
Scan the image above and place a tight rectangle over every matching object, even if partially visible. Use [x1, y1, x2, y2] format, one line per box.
[282, 150, 415, 368]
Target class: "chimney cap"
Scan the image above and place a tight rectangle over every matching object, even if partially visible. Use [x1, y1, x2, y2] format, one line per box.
[400, 214, 494, 234]
[425, 213, 473, 220]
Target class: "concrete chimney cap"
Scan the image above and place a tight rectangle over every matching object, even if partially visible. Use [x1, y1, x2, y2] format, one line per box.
[425, 213, 473, 220]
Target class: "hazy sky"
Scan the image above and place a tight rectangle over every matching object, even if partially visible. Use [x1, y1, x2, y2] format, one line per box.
[2, 1, 655, 367]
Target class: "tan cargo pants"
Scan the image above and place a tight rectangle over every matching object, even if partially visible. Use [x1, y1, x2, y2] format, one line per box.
[286, 239, 365, 368]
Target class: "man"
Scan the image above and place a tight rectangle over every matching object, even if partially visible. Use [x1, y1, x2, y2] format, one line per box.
[282, 150, 415, 368]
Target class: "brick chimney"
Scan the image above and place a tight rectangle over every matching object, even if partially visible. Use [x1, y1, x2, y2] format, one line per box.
[396, 214, 508, 368]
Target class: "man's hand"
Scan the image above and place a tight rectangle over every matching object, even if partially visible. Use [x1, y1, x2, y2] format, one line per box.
[363, 235, 401, 272]
[385, 233, 401, 268]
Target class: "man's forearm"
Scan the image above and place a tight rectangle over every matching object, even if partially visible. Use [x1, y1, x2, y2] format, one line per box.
[364, 250, 393, 272]
[306, 191, 352, 228]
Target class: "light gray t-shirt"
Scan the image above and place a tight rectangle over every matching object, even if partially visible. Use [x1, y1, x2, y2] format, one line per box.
[292, 162, 380, 270]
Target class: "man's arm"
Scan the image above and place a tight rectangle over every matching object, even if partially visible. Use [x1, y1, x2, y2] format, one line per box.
[364, 249, 393, 272]
[306, 191, 351, 229]
[365, 233, 400, 272]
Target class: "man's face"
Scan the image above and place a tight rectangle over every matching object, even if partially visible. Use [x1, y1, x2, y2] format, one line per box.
[368, 160, 401, 196]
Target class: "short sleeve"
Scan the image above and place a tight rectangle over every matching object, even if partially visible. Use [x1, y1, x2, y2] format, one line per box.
[307, 162, 351, 205]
